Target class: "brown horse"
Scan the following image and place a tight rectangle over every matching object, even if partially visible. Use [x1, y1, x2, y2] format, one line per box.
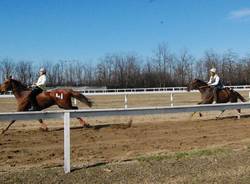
[188, 79, 246, 118]
[0, 77, 93, 134]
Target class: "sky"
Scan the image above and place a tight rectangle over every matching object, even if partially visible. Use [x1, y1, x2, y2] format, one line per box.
[0, 0, 250, 62]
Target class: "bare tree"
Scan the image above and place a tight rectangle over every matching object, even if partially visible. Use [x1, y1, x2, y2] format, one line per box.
[0, 58, 15, 82]
[221, 50, 238, 85]
[15, 61, 34, 85]
[174, 49, 194, 86]
[202, 50, 220, 80]
[152, 43, 174, 87]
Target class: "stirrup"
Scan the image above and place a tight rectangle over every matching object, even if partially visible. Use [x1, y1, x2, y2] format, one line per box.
[28, 106, 39, 111]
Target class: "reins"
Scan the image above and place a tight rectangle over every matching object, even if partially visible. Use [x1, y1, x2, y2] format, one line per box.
[198, 85, 209, 89]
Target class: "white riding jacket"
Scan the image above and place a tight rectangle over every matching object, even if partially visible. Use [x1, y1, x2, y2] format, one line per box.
[207, 74, 220, 86]
[36, 74, 46, 90]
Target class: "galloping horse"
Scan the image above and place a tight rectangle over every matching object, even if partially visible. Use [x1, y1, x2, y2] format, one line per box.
[188, 79, 246, 118]
[0, 77, 93, 134]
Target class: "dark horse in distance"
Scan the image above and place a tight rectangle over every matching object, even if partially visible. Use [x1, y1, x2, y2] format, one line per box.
[188, 79, 246, 118]
[0, 77, 93, 134]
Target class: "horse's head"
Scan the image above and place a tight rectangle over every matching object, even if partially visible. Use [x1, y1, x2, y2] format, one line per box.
[0, 77, 27, 94]
[0, 77, 13, 94]
[187, 79, 208, 91]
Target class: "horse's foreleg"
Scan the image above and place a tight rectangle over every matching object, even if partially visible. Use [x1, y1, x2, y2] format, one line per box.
[216, 110, 225, 119]
[191, 112, 197, 117]
[1, 120, 16, 134]
[237, 109, 241, 120]
[76, 117, 90, 128]
[190, 112, 202, 118]
[191, 100, 204, 118]
[38, 119, 48, 131]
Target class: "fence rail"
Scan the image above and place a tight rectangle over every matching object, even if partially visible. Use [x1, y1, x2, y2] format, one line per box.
[2, 87, 250, 108]
[1, 102, 250, 173]
[77, 85, 250, 93]
[1, 85, 250, 96]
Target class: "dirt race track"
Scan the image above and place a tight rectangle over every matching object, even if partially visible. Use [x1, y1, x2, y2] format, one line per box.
[1, 92, 250, 183]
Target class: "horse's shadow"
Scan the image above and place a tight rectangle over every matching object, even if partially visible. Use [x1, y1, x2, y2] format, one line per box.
[216, 114, 250, 120]
[49, 119, 133, 132]
[192, 113, 250, 122]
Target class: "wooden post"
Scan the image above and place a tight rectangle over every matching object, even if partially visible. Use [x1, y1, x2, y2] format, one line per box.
[124, 94, 128, 109]
[170, 93, 174, 107]
[64, 112, 70, 173]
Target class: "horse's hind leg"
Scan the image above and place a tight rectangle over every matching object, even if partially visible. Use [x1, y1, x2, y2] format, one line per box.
[69, 106, 90, 127]
[38, 119, 48, 131]
[1, 120, 16, 134]
[58, 97, 91, 128]
[230, 96, 241, 119]
[76, 117, 90, 128]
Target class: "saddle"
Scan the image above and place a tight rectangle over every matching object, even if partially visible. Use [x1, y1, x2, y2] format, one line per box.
[218, 87, 232, 96]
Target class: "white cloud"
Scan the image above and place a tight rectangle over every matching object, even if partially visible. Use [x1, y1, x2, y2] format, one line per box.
[229, 8, 250, 20]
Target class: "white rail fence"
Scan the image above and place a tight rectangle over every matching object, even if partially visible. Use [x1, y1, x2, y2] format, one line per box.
[2, 87, 250, 108]
[1, 102, 250, 173]
[2, 85, 250, 94]
[79, 85, 250, 93]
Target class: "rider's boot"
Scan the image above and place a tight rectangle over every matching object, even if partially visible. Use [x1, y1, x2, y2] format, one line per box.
[28, 100, 39, 111]
[213, 89, 217, 104]
[29, 105, 39, 111]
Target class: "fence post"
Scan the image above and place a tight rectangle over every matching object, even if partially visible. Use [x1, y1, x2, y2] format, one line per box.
[64, 112, 71, 173]
[170, 93, 174, 107]
[249, 91, 250, 101]
[124, 94, 128, 109]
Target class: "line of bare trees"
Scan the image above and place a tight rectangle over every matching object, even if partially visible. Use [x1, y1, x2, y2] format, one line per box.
[1, 44, 250, 88]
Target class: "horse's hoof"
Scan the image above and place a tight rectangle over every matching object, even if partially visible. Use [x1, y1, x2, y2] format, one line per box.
[127, 119, 133, 128]
[83, 124, 91, 128]
[39, 127, 48, 132]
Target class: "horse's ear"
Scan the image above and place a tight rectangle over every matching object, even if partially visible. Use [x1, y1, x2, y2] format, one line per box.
[5, 75, 12, 79]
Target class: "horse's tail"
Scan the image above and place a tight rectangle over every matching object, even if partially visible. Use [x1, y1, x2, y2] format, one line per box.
[71, 90, 93, 107]
[234, 90, 247, 102]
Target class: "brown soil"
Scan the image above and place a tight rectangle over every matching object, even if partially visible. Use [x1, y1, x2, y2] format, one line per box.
[1, 92, 250, 183]
[1, 116, 250, 183]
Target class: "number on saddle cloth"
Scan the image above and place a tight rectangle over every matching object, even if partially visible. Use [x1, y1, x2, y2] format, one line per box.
[55, 93, 64, 99]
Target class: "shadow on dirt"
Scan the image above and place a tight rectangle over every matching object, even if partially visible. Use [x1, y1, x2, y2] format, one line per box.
[49, 119, 133, 132]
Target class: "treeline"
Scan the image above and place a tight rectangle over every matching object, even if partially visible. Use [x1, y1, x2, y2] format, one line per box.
[1, 44, 250, 88]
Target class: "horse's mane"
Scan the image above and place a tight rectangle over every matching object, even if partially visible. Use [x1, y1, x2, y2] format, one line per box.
[11, 79, 28, 90]
[194, 79, 208, 86]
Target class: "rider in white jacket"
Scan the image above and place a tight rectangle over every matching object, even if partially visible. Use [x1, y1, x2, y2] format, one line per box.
[29, 68, 47, 111]
[207, 68, 223, 103]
